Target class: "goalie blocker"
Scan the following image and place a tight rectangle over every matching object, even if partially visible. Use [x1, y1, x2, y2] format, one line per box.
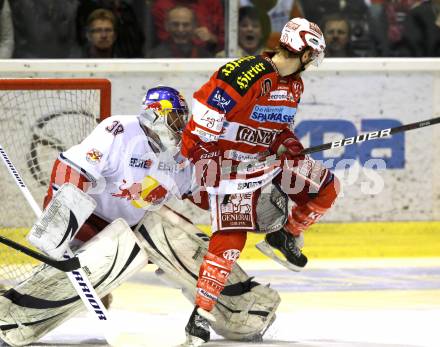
[133, 206, 280, 342]
[27, 183, 96, 260]
[0, 219, 148, 347]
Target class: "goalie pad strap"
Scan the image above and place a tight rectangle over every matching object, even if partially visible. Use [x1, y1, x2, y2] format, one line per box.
[220, 277, 259, 296]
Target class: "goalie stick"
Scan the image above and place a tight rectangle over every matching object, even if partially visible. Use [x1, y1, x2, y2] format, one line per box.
[224, 115, 440, 175]
[0, 144, 110, 323]
[0, 235, 80, 272]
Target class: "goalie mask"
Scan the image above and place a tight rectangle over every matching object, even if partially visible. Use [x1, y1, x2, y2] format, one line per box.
[280, 17, 326, 67]
[139, 86, 189, 152]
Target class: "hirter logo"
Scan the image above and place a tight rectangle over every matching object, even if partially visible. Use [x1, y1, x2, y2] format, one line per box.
[236, 125, 280, 146]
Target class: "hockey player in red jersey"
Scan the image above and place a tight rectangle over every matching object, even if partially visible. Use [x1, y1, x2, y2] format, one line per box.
[180, 17, 340, 345]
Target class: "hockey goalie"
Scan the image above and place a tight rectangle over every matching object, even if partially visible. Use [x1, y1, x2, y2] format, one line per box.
[0, 86, 279, 346]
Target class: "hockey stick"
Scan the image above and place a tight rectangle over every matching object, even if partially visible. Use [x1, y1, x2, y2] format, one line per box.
[0, 144, 110, 321]
[0, 235, 80, 272]
[225, 116, 440, 174]
[301, 115, 440, 154]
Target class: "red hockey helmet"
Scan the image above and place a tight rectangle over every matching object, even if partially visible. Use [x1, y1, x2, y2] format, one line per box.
[280, 17, 326, 66]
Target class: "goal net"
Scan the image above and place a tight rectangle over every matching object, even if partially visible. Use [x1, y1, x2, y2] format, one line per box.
[0, 78, 111, 290]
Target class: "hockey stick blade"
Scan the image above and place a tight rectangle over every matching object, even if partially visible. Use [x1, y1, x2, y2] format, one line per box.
[255, 240, 303, 272]
[0, 235, 81, 272]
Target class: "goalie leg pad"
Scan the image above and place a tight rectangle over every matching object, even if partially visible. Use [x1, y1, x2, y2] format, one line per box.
[0, 218, 148, 347]
[134, 206, 280, 341]
[27, 183, 96, 259]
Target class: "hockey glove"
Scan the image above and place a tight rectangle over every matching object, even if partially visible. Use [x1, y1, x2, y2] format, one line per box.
[270, 129, 305, 161]
[188, 142, 222, 188]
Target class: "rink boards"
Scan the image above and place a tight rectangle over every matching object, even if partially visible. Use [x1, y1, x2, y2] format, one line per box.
[197, 221, 440, 259]
[1, 220, 439, 269]
[1, 220, 440, 267]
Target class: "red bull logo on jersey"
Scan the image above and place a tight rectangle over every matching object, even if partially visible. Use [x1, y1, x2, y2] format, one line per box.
[85, 149, 103, 164]
[111, 176, 166, 209]
[112, 180, 142, 201]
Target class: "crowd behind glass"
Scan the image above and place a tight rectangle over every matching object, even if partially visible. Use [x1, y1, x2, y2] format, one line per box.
[1, 0, 439, 59]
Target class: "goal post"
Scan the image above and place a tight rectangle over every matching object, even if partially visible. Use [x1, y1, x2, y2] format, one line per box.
[0, 78, 111, 289]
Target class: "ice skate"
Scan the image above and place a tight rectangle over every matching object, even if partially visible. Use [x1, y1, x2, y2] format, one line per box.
[257, 228, 307, 272]
[182, 306, 210, 347]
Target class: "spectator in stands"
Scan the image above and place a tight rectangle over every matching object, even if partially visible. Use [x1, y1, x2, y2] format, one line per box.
[83, 9, 117, 58]
[239, 0, 303, 49]
[151, 0, 224, 55]
[301, 0, 376, 56]
[322, 13, 358, 57]
[216, 6, 270, 57]
[148, 5, 211, 58]
[0, 0, 13, 58]
[9, 0, 80, 58]
[401, 0, 440, 56]
[77, 0, 145, 58]
[369, 0, 421, 56]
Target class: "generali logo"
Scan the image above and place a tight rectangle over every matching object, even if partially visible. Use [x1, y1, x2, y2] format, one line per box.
[235, 125, 280, 146]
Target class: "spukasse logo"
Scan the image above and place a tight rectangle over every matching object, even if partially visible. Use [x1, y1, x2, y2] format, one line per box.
[235, 125, 279, 146]
[250, 105, 296, 123]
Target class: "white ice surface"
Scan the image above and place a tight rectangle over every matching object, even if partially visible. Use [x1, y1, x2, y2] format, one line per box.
[19, 259, 440, 347]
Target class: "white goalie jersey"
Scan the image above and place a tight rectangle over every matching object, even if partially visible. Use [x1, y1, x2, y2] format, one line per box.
[48, 115, 192, 226]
